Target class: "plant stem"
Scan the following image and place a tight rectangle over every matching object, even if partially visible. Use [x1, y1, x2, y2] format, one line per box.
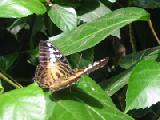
[148, 20, 160, 45]
[0, 72, 23, 89]
[129, 24, 136, 53]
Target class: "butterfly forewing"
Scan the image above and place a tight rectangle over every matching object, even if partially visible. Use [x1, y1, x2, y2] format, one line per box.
[33, 40, 109, 92]
[39, 40, 69, 64]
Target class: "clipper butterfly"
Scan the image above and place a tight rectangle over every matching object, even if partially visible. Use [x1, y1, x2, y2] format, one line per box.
[33, 40, 108, 92]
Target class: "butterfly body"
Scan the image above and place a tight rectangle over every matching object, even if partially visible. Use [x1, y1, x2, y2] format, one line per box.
[33, 40, 108, 92]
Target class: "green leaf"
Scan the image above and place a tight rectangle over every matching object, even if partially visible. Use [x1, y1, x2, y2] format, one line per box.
[101, 46, 160, 111]
[51, 7, 149, 55]
[75, 76, 115, 106]
[0, 80, 4, 94]
[119, 46, 160, 69]
[27, 47, 39, 65]
[78, 1, 121, 39]
[54, 0, 80, 8]
[125, 60, 160, 113]
[39, 0, 45, 2]
[101, 46, 160, 96]
[108, 0, 117, 3]
[30, 16, 45, 48]
[0, 77, 133, 119]
[0, 53, 18, 72]
[0, 83, 52, 120]
[129, 0, 160, 8]
[49, 32, 68, 42]
[8, 19, 30, 36]
[48, 4, 77, 32]
[69, 48, 94, 68]
[50, 76, 134, 120]
[0, 0, 46, 18]
[78, 2, 111, 23]
[100, 67, 133, 96]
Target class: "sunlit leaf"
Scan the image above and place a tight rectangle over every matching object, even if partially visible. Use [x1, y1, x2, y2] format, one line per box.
[0, 83, 53, 120]
[50, 76, 134, 120]
[50, 7, 149, 55]
[125, 60, 160, 112]
[79, 2, 111, 23]
[48, 4, 77, 32]
[0, 0, 46, 18]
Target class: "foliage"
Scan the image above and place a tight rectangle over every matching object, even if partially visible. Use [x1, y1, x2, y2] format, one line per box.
[0, 0, 160, 120]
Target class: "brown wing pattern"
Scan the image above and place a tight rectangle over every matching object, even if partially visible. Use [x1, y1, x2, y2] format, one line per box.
[49, 57, 108, 91]
[33, 40, 109, 92]
[34, 62, 74, 89]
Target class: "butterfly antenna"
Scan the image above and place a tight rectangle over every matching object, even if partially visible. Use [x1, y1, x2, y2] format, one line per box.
[84, 57, 109, 74]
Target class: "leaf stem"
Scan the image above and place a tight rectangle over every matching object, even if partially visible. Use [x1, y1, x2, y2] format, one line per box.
[148, 20, 160, 45]
[129, 24, 136, 53]
[0, 72, 23, 89]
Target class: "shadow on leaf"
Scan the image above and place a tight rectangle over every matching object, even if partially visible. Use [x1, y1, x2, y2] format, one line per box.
[50, 87, 104, 108]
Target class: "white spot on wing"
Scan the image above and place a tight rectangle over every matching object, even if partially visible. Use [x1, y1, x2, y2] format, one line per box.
[50, 54, 55, 58]
[50, 54, 57, 62]
[54, 49, 59, 52]
[50, 57, 56, 62]
[56, 54, 62, 58]
[48, 48, 55, 52]
[47, 43, 52, 47]
[88, 64, 93, 69]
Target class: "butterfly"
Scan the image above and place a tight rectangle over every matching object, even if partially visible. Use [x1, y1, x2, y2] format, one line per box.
[33, 40, 109, 92]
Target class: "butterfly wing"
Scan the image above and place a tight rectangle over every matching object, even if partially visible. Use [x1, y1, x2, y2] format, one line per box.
[34, 62, 74, 89]
[34, 64, 54, 88]
[39, 40, 69, 64]
[34, 40, 74, 90]
[49, 57, 109, 91]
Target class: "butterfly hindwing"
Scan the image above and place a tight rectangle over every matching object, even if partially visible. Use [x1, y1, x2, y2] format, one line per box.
[34, 64, 54, 88]
[49, 57, 109, 91]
